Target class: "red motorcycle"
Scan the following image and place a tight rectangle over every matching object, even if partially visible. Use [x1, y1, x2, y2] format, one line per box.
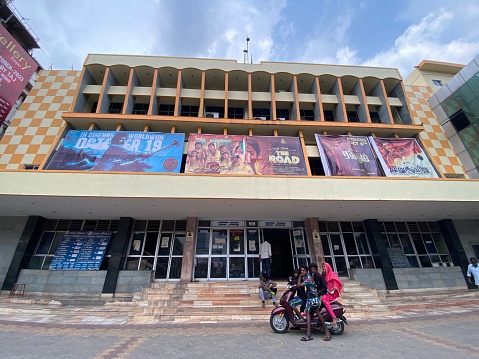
[270, 284, 348, 335]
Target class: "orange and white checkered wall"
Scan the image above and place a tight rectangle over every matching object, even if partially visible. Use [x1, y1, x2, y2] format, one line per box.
[0, 70, 80, 170]
[405, 85, 466, 176]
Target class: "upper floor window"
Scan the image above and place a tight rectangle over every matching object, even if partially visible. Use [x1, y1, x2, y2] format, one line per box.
[323, 110, 335, 122]
[90, 102, 98, 113]
[370, 112, 381, 124]
[227, 107, 244, 119]
[276, 108, 289, 120]
[252, 108, 270, 120]
[132, 103, 149, 115]
[108, 102, 123, 114]
[347, 110, 360, 122]
[181, 105, 199, 117]
[432, 79, 443, 86]
[300, 109, 314, 121]
[158, 104, 175, 116]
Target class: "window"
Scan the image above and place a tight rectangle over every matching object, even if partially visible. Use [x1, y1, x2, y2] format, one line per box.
[132, 103, 149, 115]
[300, 109, 315, 121]
[90, 102, 98, 113]
[180, 105, 199, 117]
[108, 102, 123, 114]
[276, 108, 289, 120]
[158, 104, 175, 116]
[227, 107, 244, 119]
[24, 164, 40, 170]
[370, 112, 381, 124]
[309, 158, 325, 176]
[323, 110, 334, 121]
[432, 79, 443, 86]
[29, 232, 64, 269]
[449, 110, 471, 132]
[347, 110, 359, 122]
[205, 106, 225, 118]
[252, 108, 270, 120]
[381, 221, 452, 268]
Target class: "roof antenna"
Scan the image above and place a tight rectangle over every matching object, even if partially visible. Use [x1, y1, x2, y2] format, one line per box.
[243, 36, 250, 64]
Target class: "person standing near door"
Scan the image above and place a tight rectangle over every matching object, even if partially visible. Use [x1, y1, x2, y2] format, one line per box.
[259, 239, 272, 278]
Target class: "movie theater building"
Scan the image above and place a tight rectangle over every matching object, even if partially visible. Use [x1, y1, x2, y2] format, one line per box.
[0, 54, 478, 297]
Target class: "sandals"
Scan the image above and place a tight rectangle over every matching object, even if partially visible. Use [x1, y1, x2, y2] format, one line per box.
[300, 334, 313, 341]
[323, 334, 332, 341]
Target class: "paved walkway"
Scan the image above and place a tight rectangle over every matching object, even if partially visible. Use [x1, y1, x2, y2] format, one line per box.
[1, 309, 478, 359]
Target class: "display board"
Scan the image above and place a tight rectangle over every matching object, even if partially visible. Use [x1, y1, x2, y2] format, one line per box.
[46, 130, 185, 172]
[315, 134, 381, 176]
[49, 231, 111, 270]
[185, 134, 308, 175]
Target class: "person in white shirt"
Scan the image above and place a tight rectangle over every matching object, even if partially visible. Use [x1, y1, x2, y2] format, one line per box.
[467, 257, 479, 288]
[259, 240, 272, 278]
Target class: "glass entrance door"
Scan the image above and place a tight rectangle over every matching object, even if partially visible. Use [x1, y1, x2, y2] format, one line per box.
[154, 233, 185, 280]
[194, 227, 261, 280]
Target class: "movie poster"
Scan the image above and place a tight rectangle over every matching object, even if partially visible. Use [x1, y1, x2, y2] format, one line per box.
[46, 130, 185, 172]
[369, 137, 438, 178]
[185, 134, 308, 176]
[315, 134, 381, 176]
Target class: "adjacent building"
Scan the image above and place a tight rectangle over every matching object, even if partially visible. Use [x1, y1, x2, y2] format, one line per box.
[0, 53, 478, 297]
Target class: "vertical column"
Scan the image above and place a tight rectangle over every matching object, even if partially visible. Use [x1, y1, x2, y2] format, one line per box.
[123, 68, 136, 114]
[180, 217, 198, 283]
[224, 72, 229, 119]
[247, 72, 252, 119]
[305, 218, 324, 265]
[102, 217, 134, 294]
[199, 70, 205, 117]
[438, 219, 472, 288]
[270, 74, 277, 120]
[1, 216, 45, 291]
[148, 68, 159, 115]
[363, 219, 398, 290]
[292, 75, 301, 121]
[313, 76, 324, 121]
[174, 70, 182, 117]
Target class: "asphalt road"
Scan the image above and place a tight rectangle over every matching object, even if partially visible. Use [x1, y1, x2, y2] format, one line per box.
[1, 310, 477, 359]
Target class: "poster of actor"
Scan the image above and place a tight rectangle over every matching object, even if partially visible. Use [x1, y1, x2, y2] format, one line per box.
[46, 130, 185, 173]
[185, 134, 308, 176]
[369, 137, 438, 178]
[315, 134, 381, 176]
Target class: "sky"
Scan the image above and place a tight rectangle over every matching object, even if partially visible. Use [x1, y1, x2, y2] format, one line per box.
[11, 0, 479, 78]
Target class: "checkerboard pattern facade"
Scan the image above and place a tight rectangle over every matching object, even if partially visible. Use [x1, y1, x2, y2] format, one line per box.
[405, 85, 467, 176]
[0, 70, 80, 170]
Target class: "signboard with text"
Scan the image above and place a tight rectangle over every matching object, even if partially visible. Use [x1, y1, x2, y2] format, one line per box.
[46, 130, 185, 172]
[0, 23, 38, 127]
[49, 231, 111, 270]
[185, 134, 308, 176]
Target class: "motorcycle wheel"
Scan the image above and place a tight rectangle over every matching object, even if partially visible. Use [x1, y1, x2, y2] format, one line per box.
[331, 321, 345, 335]
[270, 313, 289, 334]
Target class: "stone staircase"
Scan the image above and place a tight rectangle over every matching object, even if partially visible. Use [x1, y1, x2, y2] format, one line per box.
[130, 278, 395, 324]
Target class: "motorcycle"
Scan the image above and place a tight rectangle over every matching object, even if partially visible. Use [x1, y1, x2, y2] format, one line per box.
[270, 284, 348, 335]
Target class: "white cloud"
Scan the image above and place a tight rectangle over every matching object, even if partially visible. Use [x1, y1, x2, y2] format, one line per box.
[363, 9, 479, 76]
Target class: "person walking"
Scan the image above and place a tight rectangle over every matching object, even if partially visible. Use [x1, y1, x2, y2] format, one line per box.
[467, 257, 479, 289]
[259, 239, 272, 278]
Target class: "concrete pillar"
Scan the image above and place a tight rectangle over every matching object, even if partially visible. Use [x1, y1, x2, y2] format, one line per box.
[180, 217, 198, 283]
[363, 219, 398, 290]
[102, 217, 134, 295]
[305, 218, 324, 265]
[1, 216, 45, 291]
[438, 219, 472, 288]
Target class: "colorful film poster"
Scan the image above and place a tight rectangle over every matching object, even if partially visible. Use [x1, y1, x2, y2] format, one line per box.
[0, 23, 38, 127]
[315, 134, 381, 176]
[185, 134, 308, 175]
[46, 130, 185, 172]
[369, 137, 438, 178]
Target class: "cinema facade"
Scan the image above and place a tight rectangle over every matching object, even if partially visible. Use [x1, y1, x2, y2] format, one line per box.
[0, 54, 478, 297]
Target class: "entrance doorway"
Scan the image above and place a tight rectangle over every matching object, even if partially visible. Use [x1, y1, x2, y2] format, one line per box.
[262, 229, 292, 280]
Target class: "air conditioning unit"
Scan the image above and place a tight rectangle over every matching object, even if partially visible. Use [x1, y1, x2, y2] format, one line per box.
[254, 116, 267, 120]
[278, 117, 286, 121]
[205, 112, 219, 118]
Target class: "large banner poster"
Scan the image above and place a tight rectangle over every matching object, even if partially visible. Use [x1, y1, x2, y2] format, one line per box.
[369, 137, 438, 178]
[46, 130, 185, 172]
[50, 231, 111, 270]
[0, 23, 38, 127]
[185, 134, 308, 175]
[315, 134, 381, 176]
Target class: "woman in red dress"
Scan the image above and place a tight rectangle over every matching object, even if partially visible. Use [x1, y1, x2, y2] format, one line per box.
[322, 262, 343, 326]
